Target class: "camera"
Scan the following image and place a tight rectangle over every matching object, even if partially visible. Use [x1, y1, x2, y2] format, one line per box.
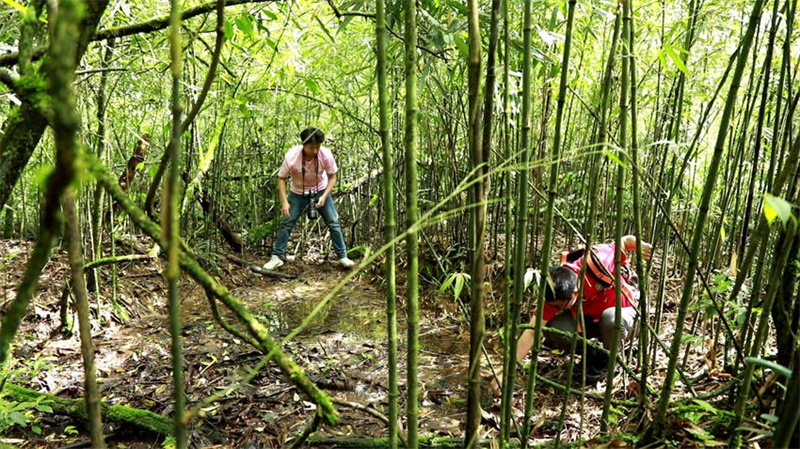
[303, 190, 319, 220]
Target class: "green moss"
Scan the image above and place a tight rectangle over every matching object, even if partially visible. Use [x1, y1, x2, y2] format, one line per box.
[673, 403, 736, 436]
[15, 72, 47, 92]
[13, 72, 51, 115]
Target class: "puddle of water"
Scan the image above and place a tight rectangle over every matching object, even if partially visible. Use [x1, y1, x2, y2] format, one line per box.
[235, 284, 469, 357]
[246, 286, 387, 340]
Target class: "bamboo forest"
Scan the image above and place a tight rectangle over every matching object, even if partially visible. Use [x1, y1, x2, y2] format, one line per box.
[0, 0, 798, 446]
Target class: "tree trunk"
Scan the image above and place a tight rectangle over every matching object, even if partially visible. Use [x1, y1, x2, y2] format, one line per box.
[0, 0, 109, 211]
[165, 1, 187, 445]
[464, 0, 485, 442]
[403, 0, 420, 440]
[375, 0, 398, 444]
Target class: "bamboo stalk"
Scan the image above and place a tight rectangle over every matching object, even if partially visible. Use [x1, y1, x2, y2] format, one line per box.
[375, 0, 397, 442]
[165, 0, 186, 445]
[64, 193, 106, 447]
[601, 0, 631, 429]
[651, 0, 766, 437]
[512, 0, 534, 442]
[403, 0, 420, 442]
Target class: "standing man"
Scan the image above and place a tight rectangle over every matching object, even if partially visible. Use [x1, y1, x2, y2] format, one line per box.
[263, 127, 355, 270]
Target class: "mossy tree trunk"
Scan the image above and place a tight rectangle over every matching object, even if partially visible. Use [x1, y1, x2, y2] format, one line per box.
[0, 0, 109, 212]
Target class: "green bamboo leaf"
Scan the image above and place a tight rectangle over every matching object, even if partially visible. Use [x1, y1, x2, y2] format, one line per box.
[0, 0, 25, 13]
[315, 15, 335, 42]
[745, 357, 792, 378]
[454, 33, 469, 58]
[235, 15, 255, 40]
[763, 194, 794, 226]
[440, 273, 456, 292]
[305, 79, 320, 94]
[663, 44, 690, 76]
[692, 399, 718, 413]
[454, 274, 466, 299]
[223, 20, 234, 40]
[603, 146, 628, 168]
[440, 0, 467, 14]
[761, 413, 779, 423]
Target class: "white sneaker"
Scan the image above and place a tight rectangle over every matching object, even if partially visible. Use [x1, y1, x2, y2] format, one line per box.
[263, 255, 284, 270]
[337, 257, 355, 268]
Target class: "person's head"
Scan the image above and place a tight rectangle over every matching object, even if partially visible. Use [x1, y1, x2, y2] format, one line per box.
[300, 127, 325, 157]
[545, 266, 579, 311]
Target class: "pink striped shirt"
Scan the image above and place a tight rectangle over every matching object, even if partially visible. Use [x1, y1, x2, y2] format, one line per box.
[278, 145, 339, 195]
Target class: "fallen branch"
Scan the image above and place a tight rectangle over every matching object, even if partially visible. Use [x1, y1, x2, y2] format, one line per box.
[519, 324, 659, 397]
[85, 253, 157, 270]
[302, 436, 505, 448]
[329, 397, 408, 447]
[533, 373, 636, 407]
[225, 254, 296, 279]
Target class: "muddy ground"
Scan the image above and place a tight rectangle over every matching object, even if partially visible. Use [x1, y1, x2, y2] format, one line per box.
[0, 237, 743, 448]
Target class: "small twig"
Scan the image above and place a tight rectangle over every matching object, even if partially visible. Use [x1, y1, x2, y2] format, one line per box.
[534, 373, 637, 406]
[331, 397, 408, 446]
[289, 411, 322, 449]
[75, 67, 127, 75]
[325, 0, 375, 18]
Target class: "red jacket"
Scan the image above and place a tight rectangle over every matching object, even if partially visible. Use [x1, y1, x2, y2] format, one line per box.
[540, 243, 637, 323]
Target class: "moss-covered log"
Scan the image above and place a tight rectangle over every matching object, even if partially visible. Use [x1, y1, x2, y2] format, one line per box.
[3, 384, 173, 436]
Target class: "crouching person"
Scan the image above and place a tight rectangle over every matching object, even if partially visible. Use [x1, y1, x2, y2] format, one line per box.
[515, 235, 651, 384]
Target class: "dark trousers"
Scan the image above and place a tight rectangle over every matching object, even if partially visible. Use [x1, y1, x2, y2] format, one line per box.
[544, 307, 638, 369]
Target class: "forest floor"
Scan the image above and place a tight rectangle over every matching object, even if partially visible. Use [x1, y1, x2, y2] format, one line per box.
[0, 237, 749, 448]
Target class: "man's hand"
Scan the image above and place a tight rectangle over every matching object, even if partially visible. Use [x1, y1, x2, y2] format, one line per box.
[641, 241, 653, 261]
[622, 234, 653, 261]
[315, 194, 327, 210]
[281, 201, 291, 217]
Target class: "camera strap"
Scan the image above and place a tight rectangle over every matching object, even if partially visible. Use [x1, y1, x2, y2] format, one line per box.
[300, 152, 319, 197]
